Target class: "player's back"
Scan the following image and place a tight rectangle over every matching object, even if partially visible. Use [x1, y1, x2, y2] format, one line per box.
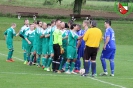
[84, 27, 102, 47]
[68, 30, 78, 48]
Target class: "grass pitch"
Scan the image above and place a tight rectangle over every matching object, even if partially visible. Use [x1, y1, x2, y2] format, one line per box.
[0, 40, 133, 88]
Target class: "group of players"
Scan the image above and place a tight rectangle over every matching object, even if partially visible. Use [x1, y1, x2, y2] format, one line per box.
[4, 18, 116, 77]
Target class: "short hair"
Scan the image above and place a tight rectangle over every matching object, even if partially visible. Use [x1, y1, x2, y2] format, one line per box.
[47, 23, 51, 26]
[65, 23, 69, 28]
[37, 20, 41, 24]
[90, 20, 97, 27]
[33, 21, 37, 24]
[51, 20, 55, 24]
[70, 24, 77, 30]
[68, 20, 74, 25]
[55, 19, 61, 23]
[83, 20, 90, 26]
[11, 23, 16, 26]
[77, 24, 81, 29]
[105, 20, 111, 26]
[30, 23, 34, 26]
[24, 18, 28, 22]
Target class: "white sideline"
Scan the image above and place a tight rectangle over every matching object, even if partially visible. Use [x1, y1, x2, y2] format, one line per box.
[0, 52, 23, 61]
[0, 52, 127, 88]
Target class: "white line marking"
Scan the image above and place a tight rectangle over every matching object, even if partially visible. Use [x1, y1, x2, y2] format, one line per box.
[0, 53, 23, 61]
[89, 77, 126, 88]
[0, 52, 127, 88]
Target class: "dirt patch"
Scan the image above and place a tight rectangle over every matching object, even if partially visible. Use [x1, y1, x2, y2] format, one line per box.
[0, 5, 132, 19]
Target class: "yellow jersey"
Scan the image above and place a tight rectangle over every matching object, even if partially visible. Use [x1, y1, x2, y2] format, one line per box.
[83, 27, 102, 47]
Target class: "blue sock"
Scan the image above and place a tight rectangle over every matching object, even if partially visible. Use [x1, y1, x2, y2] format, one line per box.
[84, 61, 89, 74]
[100, 58, 107, 72]
[75, 58, 81, 70]
[110, 59, 114, 74]
[91, 62, 96, 75]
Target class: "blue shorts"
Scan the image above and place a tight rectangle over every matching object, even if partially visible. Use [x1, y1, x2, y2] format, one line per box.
[101, 49, 116, 59]
[77, 46, 84, 59]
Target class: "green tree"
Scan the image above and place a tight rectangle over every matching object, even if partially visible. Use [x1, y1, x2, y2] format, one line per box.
[73, 0, 83, 14]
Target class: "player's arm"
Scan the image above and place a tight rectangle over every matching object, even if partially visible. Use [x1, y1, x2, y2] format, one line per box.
[62, 35, 68, 40]
[40, 34, 45, 38]
[77, 40, 81, 48]
[103, 36, 110, 50]
[83, 30, 89, 42]
[103, 30, 110, 50]
[19, 30, 25, 39]
[45, 34, 50, 38]
[24, 32, 31, 44]
[4, 30, 7, 39]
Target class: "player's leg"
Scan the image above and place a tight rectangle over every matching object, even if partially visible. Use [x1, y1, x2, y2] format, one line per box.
[100, 50, 110, 76]
[6, 43, 14, 62]
[22, 39, 27, 64]
[83, 46, 91, 76]
[46, 45, 54, 71]
[36, 45, 42, 67]
[109, 49, 116, 76]
[90, 48, 98, 77]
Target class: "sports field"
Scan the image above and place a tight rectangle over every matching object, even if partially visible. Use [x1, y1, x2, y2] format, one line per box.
[0, 17, 133, 88]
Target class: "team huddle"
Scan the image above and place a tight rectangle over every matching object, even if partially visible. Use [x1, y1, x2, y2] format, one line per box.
[4, 19, 116, 77]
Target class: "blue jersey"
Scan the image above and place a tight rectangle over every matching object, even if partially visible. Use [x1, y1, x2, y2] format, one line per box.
[77, 29, 85, 48]
[104, 27, 116, 49]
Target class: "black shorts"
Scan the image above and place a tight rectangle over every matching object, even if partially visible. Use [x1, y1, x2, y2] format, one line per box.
[84, 46, 98, 60]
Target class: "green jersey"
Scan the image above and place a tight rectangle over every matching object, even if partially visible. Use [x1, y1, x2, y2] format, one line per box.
[4, 27, 16, 44]
[61, 29, 68, 47]
[36, 27, 43, 45]
[20, 25, 29, 38]
[25, 30, 35, 45]
[20, 25, 29, 50]
[49, 26, 56, 46]
[68, 30, 78, 48]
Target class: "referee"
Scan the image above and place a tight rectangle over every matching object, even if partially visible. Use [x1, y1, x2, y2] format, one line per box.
[52, 19, 62, 72]
[82, 20, 102, 77]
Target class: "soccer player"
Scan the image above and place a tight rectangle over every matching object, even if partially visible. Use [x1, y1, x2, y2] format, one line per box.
[65, 24, 83, 74]
[52, 19, 63, 72]
[82, 20, 102, 77]
[58, 22, 68, 73]
[36, 21, 43, 67]
[19, 19, 30, 64]
[40, 22, 49, 70]
[74, 24, 86, 73]
[46, 20, 56, 71]
[24, 24, 35, 65]
[100, 20, 116, 77]
[4, 23, 16, 62]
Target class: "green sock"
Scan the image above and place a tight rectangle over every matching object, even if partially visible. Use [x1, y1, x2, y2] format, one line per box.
[70, 62, 75, 72]
[31, 55, 34, 62]
[59, 59, 66, 70]
[7, 51, 12, 60]
[45, 58, 48, 67]
[42, 57, 47, 66]
[37, 56, 41, 65]
[65, 62, 70, 72]
[23, 52, 27, 61]
[47, 57, 52, 67]
[10, 50, 13, 59]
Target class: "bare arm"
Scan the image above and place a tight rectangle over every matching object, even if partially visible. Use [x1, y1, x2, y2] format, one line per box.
[103, 36, 110, 50]
[25, 38, 31, 44]
[45, 34, 50, 38]
[77, 40, 81, 48]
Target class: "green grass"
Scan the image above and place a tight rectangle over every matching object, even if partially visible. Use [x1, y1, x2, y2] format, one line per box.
[0, 40, 133, 88]
[1, 0, 132, 12]
[0, 17, 133, 45]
